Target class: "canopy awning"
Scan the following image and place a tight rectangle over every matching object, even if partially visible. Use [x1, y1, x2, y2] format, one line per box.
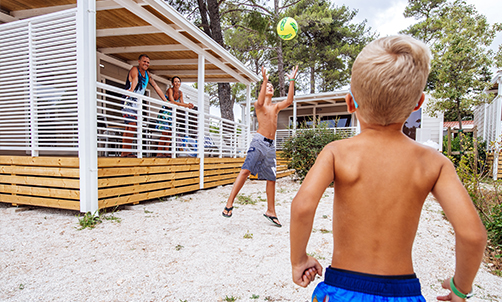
[0, 0, 260, 85]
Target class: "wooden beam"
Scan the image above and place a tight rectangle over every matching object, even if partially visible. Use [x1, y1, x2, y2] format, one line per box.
[129, 59, 199, 65]
[96, 26, 162, 37]
[99, 44, 198, 54]
[10, 4, 76, 19]
[154, 69, 227, 76]
[0, 11, 17, 22]
[0, 194, 80, 210]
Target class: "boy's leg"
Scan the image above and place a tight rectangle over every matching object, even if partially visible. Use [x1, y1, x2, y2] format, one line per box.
[264, 180, 281, 226]
[223, 169, 251, 217]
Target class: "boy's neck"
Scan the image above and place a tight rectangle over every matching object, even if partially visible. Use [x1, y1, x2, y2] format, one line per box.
[358, 120, 405, 134]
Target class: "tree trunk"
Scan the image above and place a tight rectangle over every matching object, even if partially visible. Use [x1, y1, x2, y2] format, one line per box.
[218, 83, 234, 121]
[197, 0, 211, 36]
[310, 66, 315, 94]
[205, 0, 233, 120]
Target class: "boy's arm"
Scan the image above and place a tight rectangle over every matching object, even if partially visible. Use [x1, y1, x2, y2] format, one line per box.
[431, 157, 487, 301]
[255, 66, 269, 108]
[277, 65, 299, 111]
[290, 145, 334, 287]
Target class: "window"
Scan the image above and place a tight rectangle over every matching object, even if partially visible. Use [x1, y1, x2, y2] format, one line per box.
[319, 115, 352, 128]
[289, 114, 352, 128]
[403, 109, 421, 140]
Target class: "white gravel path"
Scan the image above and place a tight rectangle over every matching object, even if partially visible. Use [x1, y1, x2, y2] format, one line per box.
[0, 177, 501, 301]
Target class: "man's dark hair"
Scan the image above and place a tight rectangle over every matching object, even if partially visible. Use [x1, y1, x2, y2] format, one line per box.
[138, 54, 150, 60]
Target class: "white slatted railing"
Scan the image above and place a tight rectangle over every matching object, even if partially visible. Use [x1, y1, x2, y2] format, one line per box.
[0, 9, 78, 154]
[96, 82, 248, 158]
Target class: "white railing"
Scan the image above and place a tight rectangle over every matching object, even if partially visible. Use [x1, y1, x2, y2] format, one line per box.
[96, 82, 248, 158]
[273, 127, 357, 150]
[204, 113, 248, 158]
[0, 9, 79, 154]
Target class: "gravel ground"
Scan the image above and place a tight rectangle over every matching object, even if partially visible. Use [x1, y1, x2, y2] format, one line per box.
[0, 177, 501, 301]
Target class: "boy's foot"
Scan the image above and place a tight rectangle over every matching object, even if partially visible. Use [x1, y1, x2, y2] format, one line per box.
[222, 207, 233, 218]
[263, 214, 282, 227]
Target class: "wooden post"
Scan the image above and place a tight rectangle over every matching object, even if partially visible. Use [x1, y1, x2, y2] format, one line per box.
[447, 127, 452, 157]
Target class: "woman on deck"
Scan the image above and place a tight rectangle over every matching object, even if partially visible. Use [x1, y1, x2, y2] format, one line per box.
[156, 76, 195, 157]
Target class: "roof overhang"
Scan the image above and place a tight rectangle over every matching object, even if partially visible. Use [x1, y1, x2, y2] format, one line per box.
[0, 0, 260, 85]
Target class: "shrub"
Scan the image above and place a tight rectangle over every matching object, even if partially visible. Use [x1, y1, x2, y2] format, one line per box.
[282, 122, 349, 182]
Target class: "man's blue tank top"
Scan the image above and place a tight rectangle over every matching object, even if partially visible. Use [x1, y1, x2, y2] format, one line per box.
[123, 67, 149, 114]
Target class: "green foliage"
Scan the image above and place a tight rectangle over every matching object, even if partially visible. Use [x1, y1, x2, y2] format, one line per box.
[487, 204, 502, 248]
[243, 231, 253, 239]
[402, 0, 502, 123]
[235, 194, 257, 205]
[76, 207, 121, 230]
[452, 137, 501, 272]
[283, 0, 375, 93]
[77, 211, 102, 230]
[282, 122, 349, 182]
[442, 134, 487, 170]
[224, 296, 238, 302]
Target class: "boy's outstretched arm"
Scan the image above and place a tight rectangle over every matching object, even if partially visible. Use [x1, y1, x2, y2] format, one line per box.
[290, 146, 334, 287]
[255, 66, 269, 108]
[277, 65, 299, 111]
[431, 157, 487, 301]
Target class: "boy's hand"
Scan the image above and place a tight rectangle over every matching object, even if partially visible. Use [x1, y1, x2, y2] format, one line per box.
[261, 66, 269, 82]
[292, 256, 323, 288]
[286, 65, 299, 81]
[437, 279, 468, 302]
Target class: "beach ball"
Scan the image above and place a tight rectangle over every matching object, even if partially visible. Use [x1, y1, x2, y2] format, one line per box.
[277, 17, 298, 40]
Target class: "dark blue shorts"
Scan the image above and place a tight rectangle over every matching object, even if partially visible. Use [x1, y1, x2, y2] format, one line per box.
[123, 114, 137, 125]
[312, 267, 426, 302]
[242, 133, 276, 181]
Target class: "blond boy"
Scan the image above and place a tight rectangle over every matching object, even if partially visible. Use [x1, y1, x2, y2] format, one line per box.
[290, 36, 486, 301]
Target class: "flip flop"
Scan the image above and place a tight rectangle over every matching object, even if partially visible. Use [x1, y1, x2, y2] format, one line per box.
[222, 207, 233, 218]
[263, 214, 282, 227]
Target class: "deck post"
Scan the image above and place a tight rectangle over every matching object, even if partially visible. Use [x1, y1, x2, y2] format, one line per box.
[293, 100, 297, 135]
[198, 54, 205, 189]
[246, 85, 251, 148]
[76, 0, 98, 213]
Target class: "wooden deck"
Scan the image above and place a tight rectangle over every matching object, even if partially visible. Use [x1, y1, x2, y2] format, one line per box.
[0, 153, 293, 211]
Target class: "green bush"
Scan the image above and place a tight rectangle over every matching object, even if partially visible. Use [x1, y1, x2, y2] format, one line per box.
[487, 204, 502, 248]
[282, 123, 349, 182]
[442, 134, 487, 171]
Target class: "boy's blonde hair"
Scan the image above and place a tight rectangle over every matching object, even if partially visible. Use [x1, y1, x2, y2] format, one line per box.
[350, 35, 431, 126]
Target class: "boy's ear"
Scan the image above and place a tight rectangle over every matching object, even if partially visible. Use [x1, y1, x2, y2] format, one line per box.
[413, 93, 425, 111]
[345, 93, 357, 113]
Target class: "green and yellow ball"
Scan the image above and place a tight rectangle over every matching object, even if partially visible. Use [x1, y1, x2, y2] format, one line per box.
[277, 17, 298, 41]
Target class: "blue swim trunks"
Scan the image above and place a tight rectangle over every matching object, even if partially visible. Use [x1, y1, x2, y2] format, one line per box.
[312, 267, 426, 302]
[242, 133, 276, 181]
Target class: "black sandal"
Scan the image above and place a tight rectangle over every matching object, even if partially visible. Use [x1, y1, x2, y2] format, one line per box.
[263, 214, 282, 227]
[222, 207, 233, 218]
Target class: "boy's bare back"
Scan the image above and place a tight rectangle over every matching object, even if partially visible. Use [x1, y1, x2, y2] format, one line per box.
[305, 123, 449, 275]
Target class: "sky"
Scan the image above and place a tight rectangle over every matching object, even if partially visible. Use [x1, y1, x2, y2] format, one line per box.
[346, 0, 502, 51]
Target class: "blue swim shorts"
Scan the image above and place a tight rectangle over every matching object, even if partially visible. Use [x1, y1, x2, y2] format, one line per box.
[242, 133, 276, 181]
[312, 267, 426, 302]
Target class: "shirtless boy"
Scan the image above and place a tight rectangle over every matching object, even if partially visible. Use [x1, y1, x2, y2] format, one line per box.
[222, 65, 299, 227]
[290, 35, 486, 301]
